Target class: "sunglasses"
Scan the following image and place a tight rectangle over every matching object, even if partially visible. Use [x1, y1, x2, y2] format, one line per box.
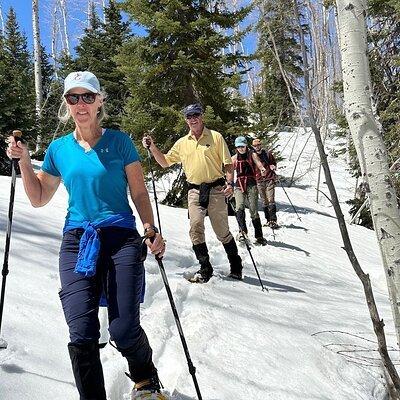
[186, 113, 201, 120]
[65, 92, 98, 105]
[236, 146, 246, 149]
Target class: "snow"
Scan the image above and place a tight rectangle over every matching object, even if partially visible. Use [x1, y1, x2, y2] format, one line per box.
[0, 129, 396, 399]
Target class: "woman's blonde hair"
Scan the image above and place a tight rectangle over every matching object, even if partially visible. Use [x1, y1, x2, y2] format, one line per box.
[58, 90, 108, 124]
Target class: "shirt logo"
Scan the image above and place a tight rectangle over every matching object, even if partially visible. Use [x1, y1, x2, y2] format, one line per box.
[100, 148, 109, 153]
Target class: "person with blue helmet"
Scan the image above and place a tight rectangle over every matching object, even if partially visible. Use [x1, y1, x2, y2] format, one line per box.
[7, 71, 169, 400]
[232, 136, 268, 245]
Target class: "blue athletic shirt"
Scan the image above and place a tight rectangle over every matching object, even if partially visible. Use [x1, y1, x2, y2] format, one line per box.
[42, 129, 140, 225]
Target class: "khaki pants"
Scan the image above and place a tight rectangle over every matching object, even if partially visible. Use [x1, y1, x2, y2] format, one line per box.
[257, 180, 275, 206]
[188, 186, 233, 245]
[234, 184, 259, 220]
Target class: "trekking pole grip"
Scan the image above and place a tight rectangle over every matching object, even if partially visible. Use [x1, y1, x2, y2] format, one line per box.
[12, 130, 23, 168]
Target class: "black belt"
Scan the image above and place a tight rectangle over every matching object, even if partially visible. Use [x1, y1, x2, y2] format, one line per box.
[187, 177, 226, 208]
[187, 177, 225, 191]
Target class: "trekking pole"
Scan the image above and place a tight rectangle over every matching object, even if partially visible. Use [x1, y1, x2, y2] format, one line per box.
[0, 130, 22, 349]
[228, 198, 267, 292]
[277, 180, 301, 222]
[145, 131, 162, 234]
[144, 136, 203, 400]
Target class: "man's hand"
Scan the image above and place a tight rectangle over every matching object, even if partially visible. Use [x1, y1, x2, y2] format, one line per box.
[223, 184, 234, 197]
[270, 165, 276, 171]
[142, 135, 154, 150]
[260, 167, 267, 176]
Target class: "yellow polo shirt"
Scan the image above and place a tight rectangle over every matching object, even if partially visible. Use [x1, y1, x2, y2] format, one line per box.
[164, 127, 232, 185]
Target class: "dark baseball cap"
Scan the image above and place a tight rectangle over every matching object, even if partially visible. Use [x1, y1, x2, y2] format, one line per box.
[183, 103, 203, 117]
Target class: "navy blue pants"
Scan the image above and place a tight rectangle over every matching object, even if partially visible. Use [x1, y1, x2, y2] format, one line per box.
[59, 227, 154, 382]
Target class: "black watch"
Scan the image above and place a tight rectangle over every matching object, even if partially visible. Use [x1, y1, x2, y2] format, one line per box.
[144, 224, 159, 238]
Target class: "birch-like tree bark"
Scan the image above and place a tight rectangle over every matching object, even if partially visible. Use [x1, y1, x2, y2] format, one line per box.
[101, 0, 106, 24]
[59, 0, 70, 56]
[336, 0, 400, 348]
[32, 0, 43, 153]
[87, 0, 94, 28]
[0, 5, 4, 34]
[292, 0, 400, 393]
[51, 1, 59, 78]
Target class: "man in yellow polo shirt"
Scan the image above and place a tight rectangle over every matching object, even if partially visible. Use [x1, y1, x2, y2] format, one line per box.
[143, 103, 243, 283]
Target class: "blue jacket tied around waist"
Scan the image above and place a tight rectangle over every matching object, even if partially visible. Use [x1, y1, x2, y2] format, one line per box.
[63, 213, 136, 277]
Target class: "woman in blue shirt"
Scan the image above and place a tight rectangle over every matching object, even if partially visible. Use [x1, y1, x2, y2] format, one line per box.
[7, 71, 168, 400]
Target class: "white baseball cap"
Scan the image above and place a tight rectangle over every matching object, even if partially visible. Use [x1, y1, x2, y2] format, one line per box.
[63, 71, 100, 95]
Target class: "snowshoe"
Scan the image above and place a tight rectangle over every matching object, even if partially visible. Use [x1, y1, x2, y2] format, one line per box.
[268, 221, 280, 230]
[254, 237, 268, 246]
[131, 390, 169, 400]
[184, 270, 212, 283]
[131, 375, 168, 400]
[236, 231, 249, 243]
[227, 272, 243, 280]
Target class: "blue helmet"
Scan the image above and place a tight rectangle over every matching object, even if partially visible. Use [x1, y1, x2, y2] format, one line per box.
[235, 136, 247, 147]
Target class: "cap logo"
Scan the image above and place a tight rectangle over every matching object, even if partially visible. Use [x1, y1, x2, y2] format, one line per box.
[73, 72, 83, 81]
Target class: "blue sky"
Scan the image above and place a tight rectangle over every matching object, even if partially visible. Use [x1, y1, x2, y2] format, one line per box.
[0, 0, 107, 53]
[0, 0, 39, 48]
[0, 0, 257, 55]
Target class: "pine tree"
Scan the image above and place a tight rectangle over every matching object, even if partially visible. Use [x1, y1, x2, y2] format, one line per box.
[251, 0, 302, 136]
[118, 0, 250, 140]
[117, 0, 251, 205]
[0, 8, 35, 174]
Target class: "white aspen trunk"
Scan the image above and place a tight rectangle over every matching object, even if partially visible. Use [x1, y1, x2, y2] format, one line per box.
[87, 0, 94, 28]
[101, 0, 106, 24]
[336, 0, 400, 348]
[350, 159, 400, 224]
[32, 0, 43, 153]
[59, 0, 70, 56]
[51, 1, 59, 78]
[0, 5, 4, 34]
[292, 0, 400, 391]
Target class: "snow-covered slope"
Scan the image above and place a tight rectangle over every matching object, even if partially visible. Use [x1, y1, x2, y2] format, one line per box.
[0, 129, 395, 399]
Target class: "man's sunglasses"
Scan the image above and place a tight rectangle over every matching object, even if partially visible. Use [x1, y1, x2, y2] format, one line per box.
[65, 92, 98, 105]
[186, 113, 201, 120]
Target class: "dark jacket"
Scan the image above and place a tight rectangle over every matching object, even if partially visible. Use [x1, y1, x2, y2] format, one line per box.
[255, 149, 276, 181]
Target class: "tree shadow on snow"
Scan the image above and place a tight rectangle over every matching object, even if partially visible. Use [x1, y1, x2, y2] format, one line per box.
[0, 363, 75, 386]
[277, 202, 335, 220]
[267, 240, 310, 257]
[279, 223, 309, 232]
[239, 275, 305, 293]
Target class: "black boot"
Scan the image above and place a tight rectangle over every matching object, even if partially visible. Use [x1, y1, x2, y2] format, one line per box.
[68, 342, 107, 400]
[223, 238, 243, 279]
[268, 203, 277, 222]
[118, 334, 154, 384]
[192, 243, 213, 282]
[263, 205, 270, 222]
[252, 218, 267, 245]
[131, 370, 162, 396]
[236, 209, 247, 233]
